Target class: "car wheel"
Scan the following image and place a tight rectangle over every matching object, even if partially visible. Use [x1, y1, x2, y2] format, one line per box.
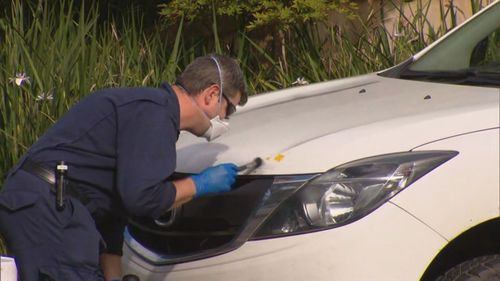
[435, 255, 500, 281]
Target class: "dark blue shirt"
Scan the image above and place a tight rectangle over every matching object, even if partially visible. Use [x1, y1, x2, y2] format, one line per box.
[11, 83, 180, 220]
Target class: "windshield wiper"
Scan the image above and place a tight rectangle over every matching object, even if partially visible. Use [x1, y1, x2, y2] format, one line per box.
[399, 69, 500, 86]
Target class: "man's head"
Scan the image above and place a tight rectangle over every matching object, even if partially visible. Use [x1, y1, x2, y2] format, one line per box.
[175, 54, 248, 119]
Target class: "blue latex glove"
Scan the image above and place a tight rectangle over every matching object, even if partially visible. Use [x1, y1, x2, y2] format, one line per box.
[191, 163, 238, 198]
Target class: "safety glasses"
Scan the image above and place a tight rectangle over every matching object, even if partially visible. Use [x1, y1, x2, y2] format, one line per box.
[221, 93, 237, 117]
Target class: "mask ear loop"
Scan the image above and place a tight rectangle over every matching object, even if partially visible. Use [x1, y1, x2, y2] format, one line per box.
[210, 56, 224, 114]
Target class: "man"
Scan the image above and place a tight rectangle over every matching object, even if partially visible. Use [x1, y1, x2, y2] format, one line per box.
[0, 54, 248, 281]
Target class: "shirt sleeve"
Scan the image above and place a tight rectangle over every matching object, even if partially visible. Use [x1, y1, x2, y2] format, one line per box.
[115, 100, 177, 218]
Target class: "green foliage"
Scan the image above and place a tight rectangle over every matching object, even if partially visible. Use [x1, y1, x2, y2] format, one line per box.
[159, 0, 358, 31]
[0, 0, 182, 184]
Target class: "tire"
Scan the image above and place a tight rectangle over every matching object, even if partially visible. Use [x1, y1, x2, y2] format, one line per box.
[435, 255, 500, 281]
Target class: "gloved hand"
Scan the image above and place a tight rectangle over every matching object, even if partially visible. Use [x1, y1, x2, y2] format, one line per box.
[191, 163, 238, 198]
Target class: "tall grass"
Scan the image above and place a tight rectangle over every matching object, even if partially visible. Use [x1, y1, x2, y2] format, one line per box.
[0, 0, 493, 255]
[0, 0, 181, 183]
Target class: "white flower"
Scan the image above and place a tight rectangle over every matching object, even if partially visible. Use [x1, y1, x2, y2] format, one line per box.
[9, 72, 31, 86]
[36, 91, 54, 101]
[292, 77, 309, 86]
[394, 32, 404, 38]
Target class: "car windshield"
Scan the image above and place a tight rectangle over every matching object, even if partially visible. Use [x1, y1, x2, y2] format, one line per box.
[384, 2, 500, 87]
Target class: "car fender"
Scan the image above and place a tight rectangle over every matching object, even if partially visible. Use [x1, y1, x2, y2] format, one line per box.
[391, 128, 499, 239]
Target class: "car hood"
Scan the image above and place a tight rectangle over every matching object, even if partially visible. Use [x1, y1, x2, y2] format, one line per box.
[176, 73, 499, 175]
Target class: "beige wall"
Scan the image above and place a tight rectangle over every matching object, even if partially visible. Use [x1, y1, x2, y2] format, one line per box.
[324, 0, 495, 53]
[381, 0, 495, 37]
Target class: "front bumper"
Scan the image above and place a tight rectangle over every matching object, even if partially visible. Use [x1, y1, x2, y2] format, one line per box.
[122, 200, 446, 281]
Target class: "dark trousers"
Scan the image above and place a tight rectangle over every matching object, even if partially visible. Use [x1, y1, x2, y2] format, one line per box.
[0, 170, 104, 281]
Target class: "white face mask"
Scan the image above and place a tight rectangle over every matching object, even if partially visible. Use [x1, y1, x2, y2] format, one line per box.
[202, 115, 230, 141]
[199, 56, 230, 141]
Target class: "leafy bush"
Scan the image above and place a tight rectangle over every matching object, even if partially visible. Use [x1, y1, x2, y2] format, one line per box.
[159, 0, 358, 31]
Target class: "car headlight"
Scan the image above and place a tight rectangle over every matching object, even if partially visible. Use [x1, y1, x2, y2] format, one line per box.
[252, 150, 458, 239]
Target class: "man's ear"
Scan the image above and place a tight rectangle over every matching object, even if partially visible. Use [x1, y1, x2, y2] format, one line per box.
[202, 84, 220, 106]
[202, 90, 211, 106]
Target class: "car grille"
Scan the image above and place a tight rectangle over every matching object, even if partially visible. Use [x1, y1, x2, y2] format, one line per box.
[125, 174, 275, 265]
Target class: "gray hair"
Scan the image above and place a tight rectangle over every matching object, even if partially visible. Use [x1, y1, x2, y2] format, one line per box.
[175, 54, 248, 106]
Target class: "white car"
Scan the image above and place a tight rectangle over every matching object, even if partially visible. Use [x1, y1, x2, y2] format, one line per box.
[122, 2, 499, 281]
